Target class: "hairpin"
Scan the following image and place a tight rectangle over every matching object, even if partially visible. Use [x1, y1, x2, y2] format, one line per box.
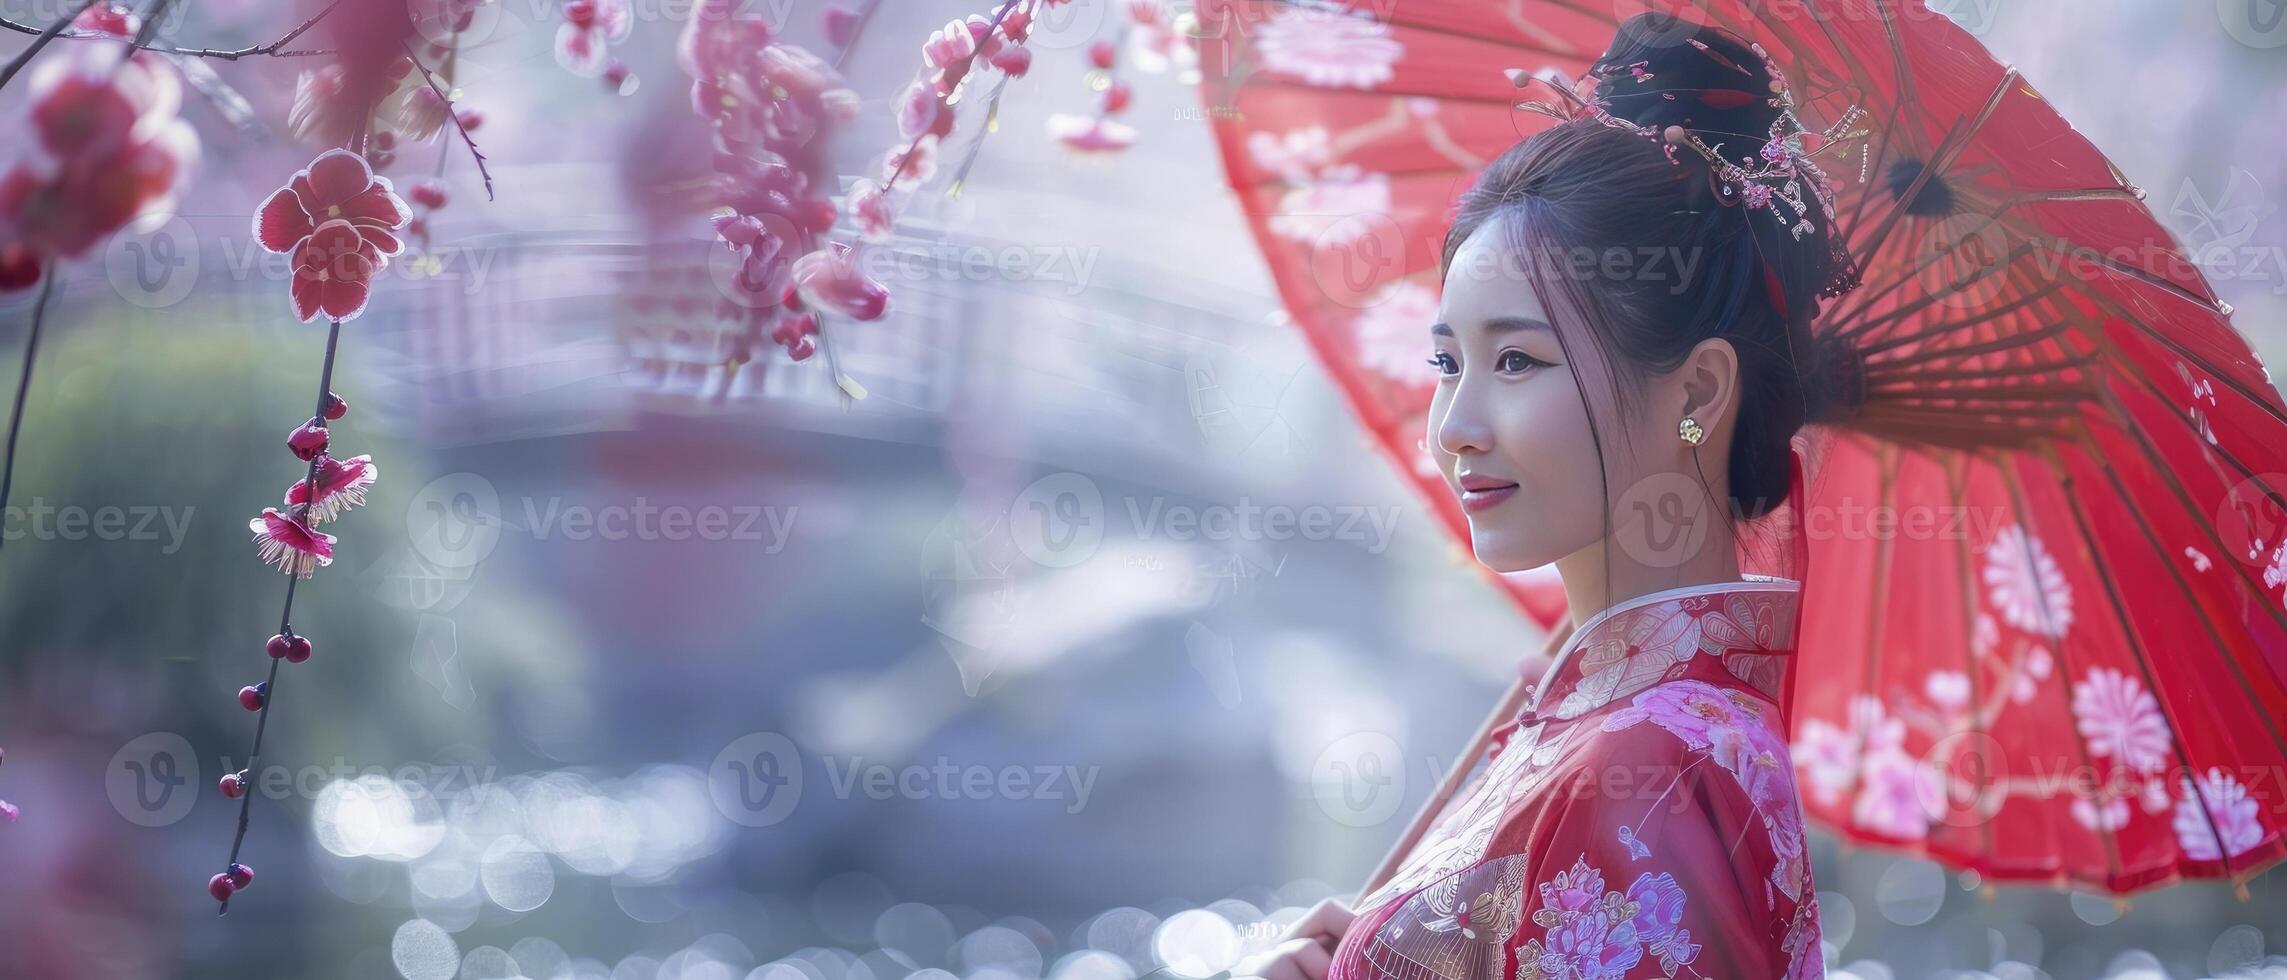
[1505, 41, 1871, 300]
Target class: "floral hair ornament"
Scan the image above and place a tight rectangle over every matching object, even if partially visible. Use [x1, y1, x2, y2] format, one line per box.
[1504, 38, 1872, 303]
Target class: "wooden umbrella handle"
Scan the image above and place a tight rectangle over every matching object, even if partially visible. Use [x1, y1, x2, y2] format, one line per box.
[1354, 619, 1576, 901]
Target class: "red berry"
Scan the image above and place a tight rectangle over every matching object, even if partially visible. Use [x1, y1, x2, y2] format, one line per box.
[1088, 39, 1116, 69]
[237, 685, 265, 711]
[227, 863, 254, 889]
[266, 633, 292, 659]
[457, 108, 484, 131]
[786, 335, 817, 361]
[1100, 80, 1132, 114]
[287, 418, 329, 461]
[286, 636, 313, 664]
[410, 179, 448, 210]
[322, 392, 348, 420]
[219, 772, 247, 798]
[1000, 8, 1031, 41]
[209, 873, 236, 902]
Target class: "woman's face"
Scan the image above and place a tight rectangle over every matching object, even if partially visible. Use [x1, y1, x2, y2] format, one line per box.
[1428, 222, 1700, 574]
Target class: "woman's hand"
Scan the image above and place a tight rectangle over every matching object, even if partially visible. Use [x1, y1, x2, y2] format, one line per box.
[1232, 899, 1356, 980]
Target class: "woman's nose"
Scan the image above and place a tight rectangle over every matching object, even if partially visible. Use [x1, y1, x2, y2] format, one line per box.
[1435, 386, 1492, 457]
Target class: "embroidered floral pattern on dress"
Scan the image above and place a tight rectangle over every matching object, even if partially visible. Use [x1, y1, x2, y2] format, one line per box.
[1545, 585, 1797, 721]
[1336, 582, 1819, 980]
[1514, 855, 1701, 980]
[1601, 680, 1812, 903]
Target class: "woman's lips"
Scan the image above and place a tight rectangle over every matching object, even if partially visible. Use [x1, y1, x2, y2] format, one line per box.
[1459, 482, 1519, 513]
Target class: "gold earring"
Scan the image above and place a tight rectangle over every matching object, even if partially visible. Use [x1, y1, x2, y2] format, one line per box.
[1678, 416, 1705, 446]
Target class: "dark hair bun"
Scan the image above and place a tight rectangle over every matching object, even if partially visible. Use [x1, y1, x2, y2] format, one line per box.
[1589, 13, 1856, 318]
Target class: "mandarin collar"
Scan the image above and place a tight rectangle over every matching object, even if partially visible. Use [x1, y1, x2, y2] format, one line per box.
[1526, 577, 1803, 721]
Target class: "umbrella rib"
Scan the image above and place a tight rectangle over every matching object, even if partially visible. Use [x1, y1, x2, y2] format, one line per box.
[2115, 317, 2287, 429]
[2104, 351, 2287, 516]
[1996, 456, 2128, 888]
[2073, 448, 2287, 889]
[1835, 437, 1901, 828]
[2030, 238, 2228, 318]
[1947, 454, 1999, 865]
[1823, 202, 2036, 339]
[1838, 255, 2062, 349]
[1865, 360, 2096, 387]
[1852, 69, 2017, 274]
[2102, 373, 2287, 638]
[1868, 321, 2076, 372]
[1848, 270, 2060, 357]
[2053, 450, 2254, 889]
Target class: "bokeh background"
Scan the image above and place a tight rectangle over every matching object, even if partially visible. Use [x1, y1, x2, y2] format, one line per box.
[3, 0, 2287, 978]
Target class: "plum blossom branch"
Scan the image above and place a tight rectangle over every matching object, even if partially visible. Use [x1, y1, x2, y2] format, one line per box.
[1, 0, 340, 60]
[0, 0, 100, 92]
[400, 39, 492, 201]
[216, 318, 342, 915]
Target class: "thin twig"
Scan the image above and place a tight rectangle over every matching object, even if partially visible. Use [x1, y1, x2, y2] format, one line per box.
[401, 39, 493, 201]
[1, 0, 341, 60]
[217, 317, 342, 916]
[0, 275, 57, 557]
[0, 0, 100, 93]
[881, 0, 1024, 193]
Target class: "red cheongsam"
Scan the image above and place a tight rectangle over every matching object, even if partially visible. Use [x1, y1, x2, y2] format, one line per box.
[1328, 579, 1823, 980]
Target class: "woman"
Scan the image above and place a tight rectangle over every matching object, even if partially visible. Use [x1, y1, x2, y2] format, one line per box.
[1236, 15, 1862, 980]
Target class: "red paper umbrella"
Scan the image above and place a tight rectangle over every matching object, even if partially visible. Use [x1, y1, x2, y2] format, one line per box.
[1199, 0, 2287, 896]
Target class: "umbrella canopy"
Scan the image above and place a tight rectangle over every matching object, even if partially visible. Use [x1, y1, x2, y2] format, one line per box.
[1197, 0, 2287, 896]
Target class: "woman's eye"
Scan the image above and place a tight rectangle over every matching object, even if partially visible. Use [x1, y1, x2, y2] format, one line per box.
[1497, 349, 1552, 373]
[1427, 352, 1459, 376]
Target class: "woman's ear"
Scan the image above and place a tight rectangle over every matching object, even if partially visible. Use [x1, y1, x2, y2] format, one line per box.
[1675, 337, 1740, 438]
